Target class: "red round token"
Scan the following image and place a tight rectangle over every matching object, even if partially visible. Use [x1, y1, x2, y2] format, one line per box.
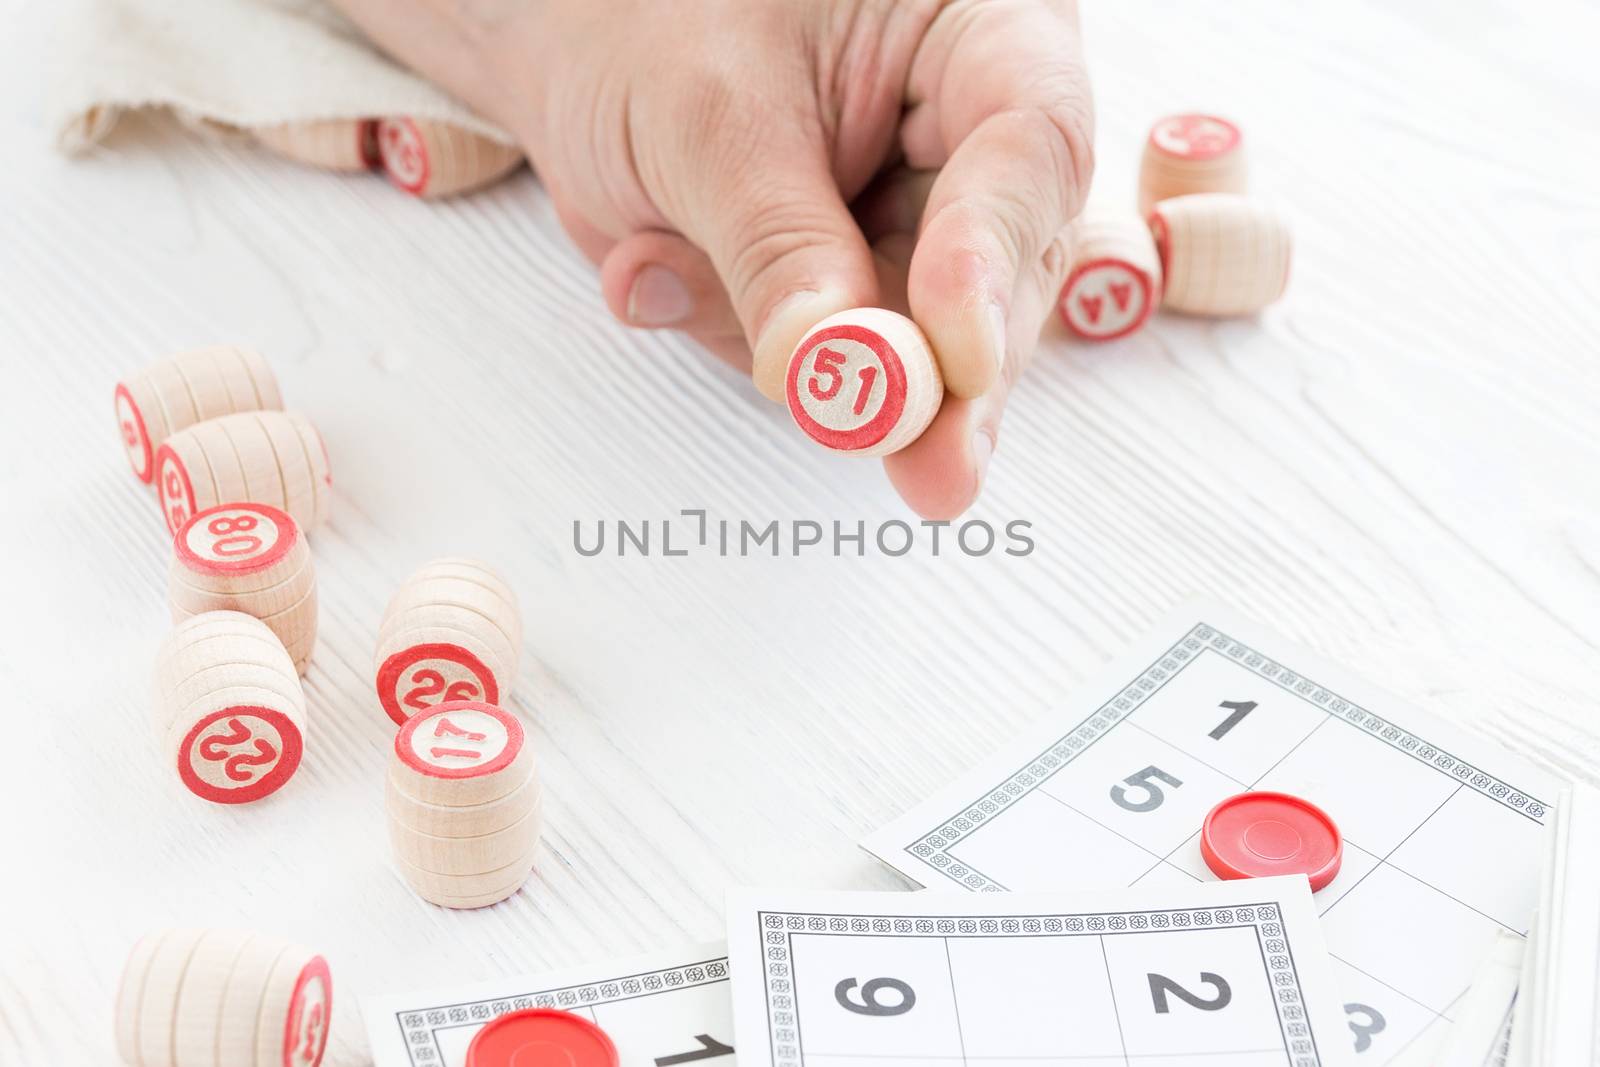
[1201, 791, 1342, 891]
[466, 1009, 618, 1067]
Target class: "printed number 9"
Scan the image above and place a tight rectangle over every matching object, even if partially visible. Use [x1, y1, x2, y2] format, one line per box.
[1344, 1003, 1386, 1053]
[1111, 766, 1183, 812]
[835, 977, 915, 1016]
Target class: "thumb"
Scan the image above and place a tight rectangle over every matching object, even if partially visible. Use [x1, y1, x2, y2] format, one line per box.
[686, 153, 880, 402]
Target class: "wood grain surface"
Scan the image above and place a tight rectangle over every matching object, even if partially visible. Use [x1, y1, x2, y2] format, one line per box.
[2, 2, 1598, 1063]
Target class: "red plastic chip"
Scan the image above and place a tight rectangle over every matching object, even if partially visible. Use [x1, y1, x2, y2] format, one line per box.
[466, 1009, 618, 1067]
[1201, 791, 1342, 891]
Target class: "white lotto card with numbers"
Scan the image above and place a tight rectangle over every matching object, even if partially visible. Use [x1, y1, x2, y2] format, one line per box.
[362, 942, 734, 1066]
[727, 877, 1351, 1067]
[861, 602, 1559, 1064]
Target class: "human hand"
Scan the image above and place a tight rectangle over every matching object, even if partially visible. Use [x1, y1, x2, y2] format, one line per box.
[335, 0, 1094, 517]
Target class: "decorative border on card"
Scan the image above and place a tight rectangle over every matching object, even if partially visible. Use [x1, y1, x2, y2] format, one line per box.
[757, 903, 1323, 1067]
[906, 621, 1551, 890]
[390, 956, 730, 1064]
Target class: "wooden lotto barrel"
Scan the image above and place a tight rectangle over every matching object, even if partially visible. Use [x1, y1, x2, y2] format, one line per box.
[784, 307, 943, 457]
[115, 346, 281, 485]
[1149, 194, 1292, 317]
[254, 118, 378, 172]
[387, 701, 541, 908]
[1137, 113, 1248, 217]
[376, 118, 524, 199]
[114, 927, 330, 1067]
[1059, 212, 1164, 341]
[168, 502, 317, 674]
[155, 411, 331, 536]
[152, 611, 307, 804]
[373, 559, 521, 726]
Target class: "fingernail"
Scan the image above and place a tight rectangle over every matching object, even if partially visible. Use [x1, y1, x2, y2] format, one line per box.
[972, 429, 995, 488]
[752, 289, 828, 402]
[627, 264, 692, 326]
[986, 300, 1008, 379]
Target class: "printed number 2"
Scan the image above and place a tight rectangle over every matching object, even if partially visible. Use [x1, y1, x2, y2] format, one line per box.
[1345, 1003, 1387, 1053]
[835, 977, 915, 1016]
[655, 1035, 734, 1065]
[1209, 699, 1257, 740]
[1148, 972, 1232, 1013]
[1111, 766, 1183, 812]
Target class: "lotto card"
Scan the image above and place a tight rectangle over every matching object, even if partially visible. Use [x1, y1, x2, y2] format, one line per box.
[1436, 931, 1520, 1067]
[728, 877, 1351, 1067]
[861, 602, 1559, 1064]
[362, 942, 734, 1066]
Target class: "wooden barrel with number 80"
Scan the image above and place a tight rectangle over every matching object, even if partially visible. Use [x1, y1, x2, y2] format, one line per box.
[169, 502, 317, 674]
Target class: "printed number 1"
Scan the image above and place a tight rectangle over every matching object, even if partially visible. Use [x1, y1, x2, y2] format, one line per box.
[852, 366, 878, 415]
[655, 1036, 734, 1065]
[1209, 700, 1257, 740]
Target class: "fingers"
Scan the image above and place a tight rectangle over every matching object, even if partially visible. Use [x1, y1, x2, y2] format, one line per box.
[853, 168, 938, 244]
[905, 1, 1094, 400]
[600, 231, 740, 335]
[885, 222, 1073, 519]
[680, 145, 881, 403]
[598, 231, 752, 373]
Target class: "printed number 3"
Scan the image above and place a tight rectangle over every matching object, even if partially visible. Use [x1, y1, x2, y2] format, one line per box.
[1111, 765, 1183, 812]
[1345, 1002, 1386, 1053]
[835, 977, 915, 1016]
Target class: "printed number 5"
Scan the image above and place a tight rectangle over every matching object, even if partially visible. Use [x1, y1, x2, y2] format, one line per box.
[1111, 766, 1183, 812]
[1148, 972, 1232, 1013]
[808, 348, 846, 401]
[835, 977, 915, 1016]
[1344, 1003, 1386, 1053]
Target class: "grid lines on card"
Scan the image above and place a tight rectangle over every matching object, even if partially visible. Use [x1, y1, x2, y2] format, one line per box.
[391, 955, 729, 1064]
[900, 621, 1551, 892]
[756, 903, 1326, 1067]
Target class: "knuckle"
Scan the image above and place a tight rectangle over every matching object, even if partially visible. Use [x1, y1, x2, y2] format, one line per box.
[1039, 227, 1072, 290]
[1039, 92, 1096, 210]
[725, 199, 850, 309]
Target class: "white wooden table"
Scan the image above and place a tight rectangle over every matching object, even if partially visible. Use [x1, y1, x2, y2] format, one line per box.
[3, 2, 1598, 1063]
